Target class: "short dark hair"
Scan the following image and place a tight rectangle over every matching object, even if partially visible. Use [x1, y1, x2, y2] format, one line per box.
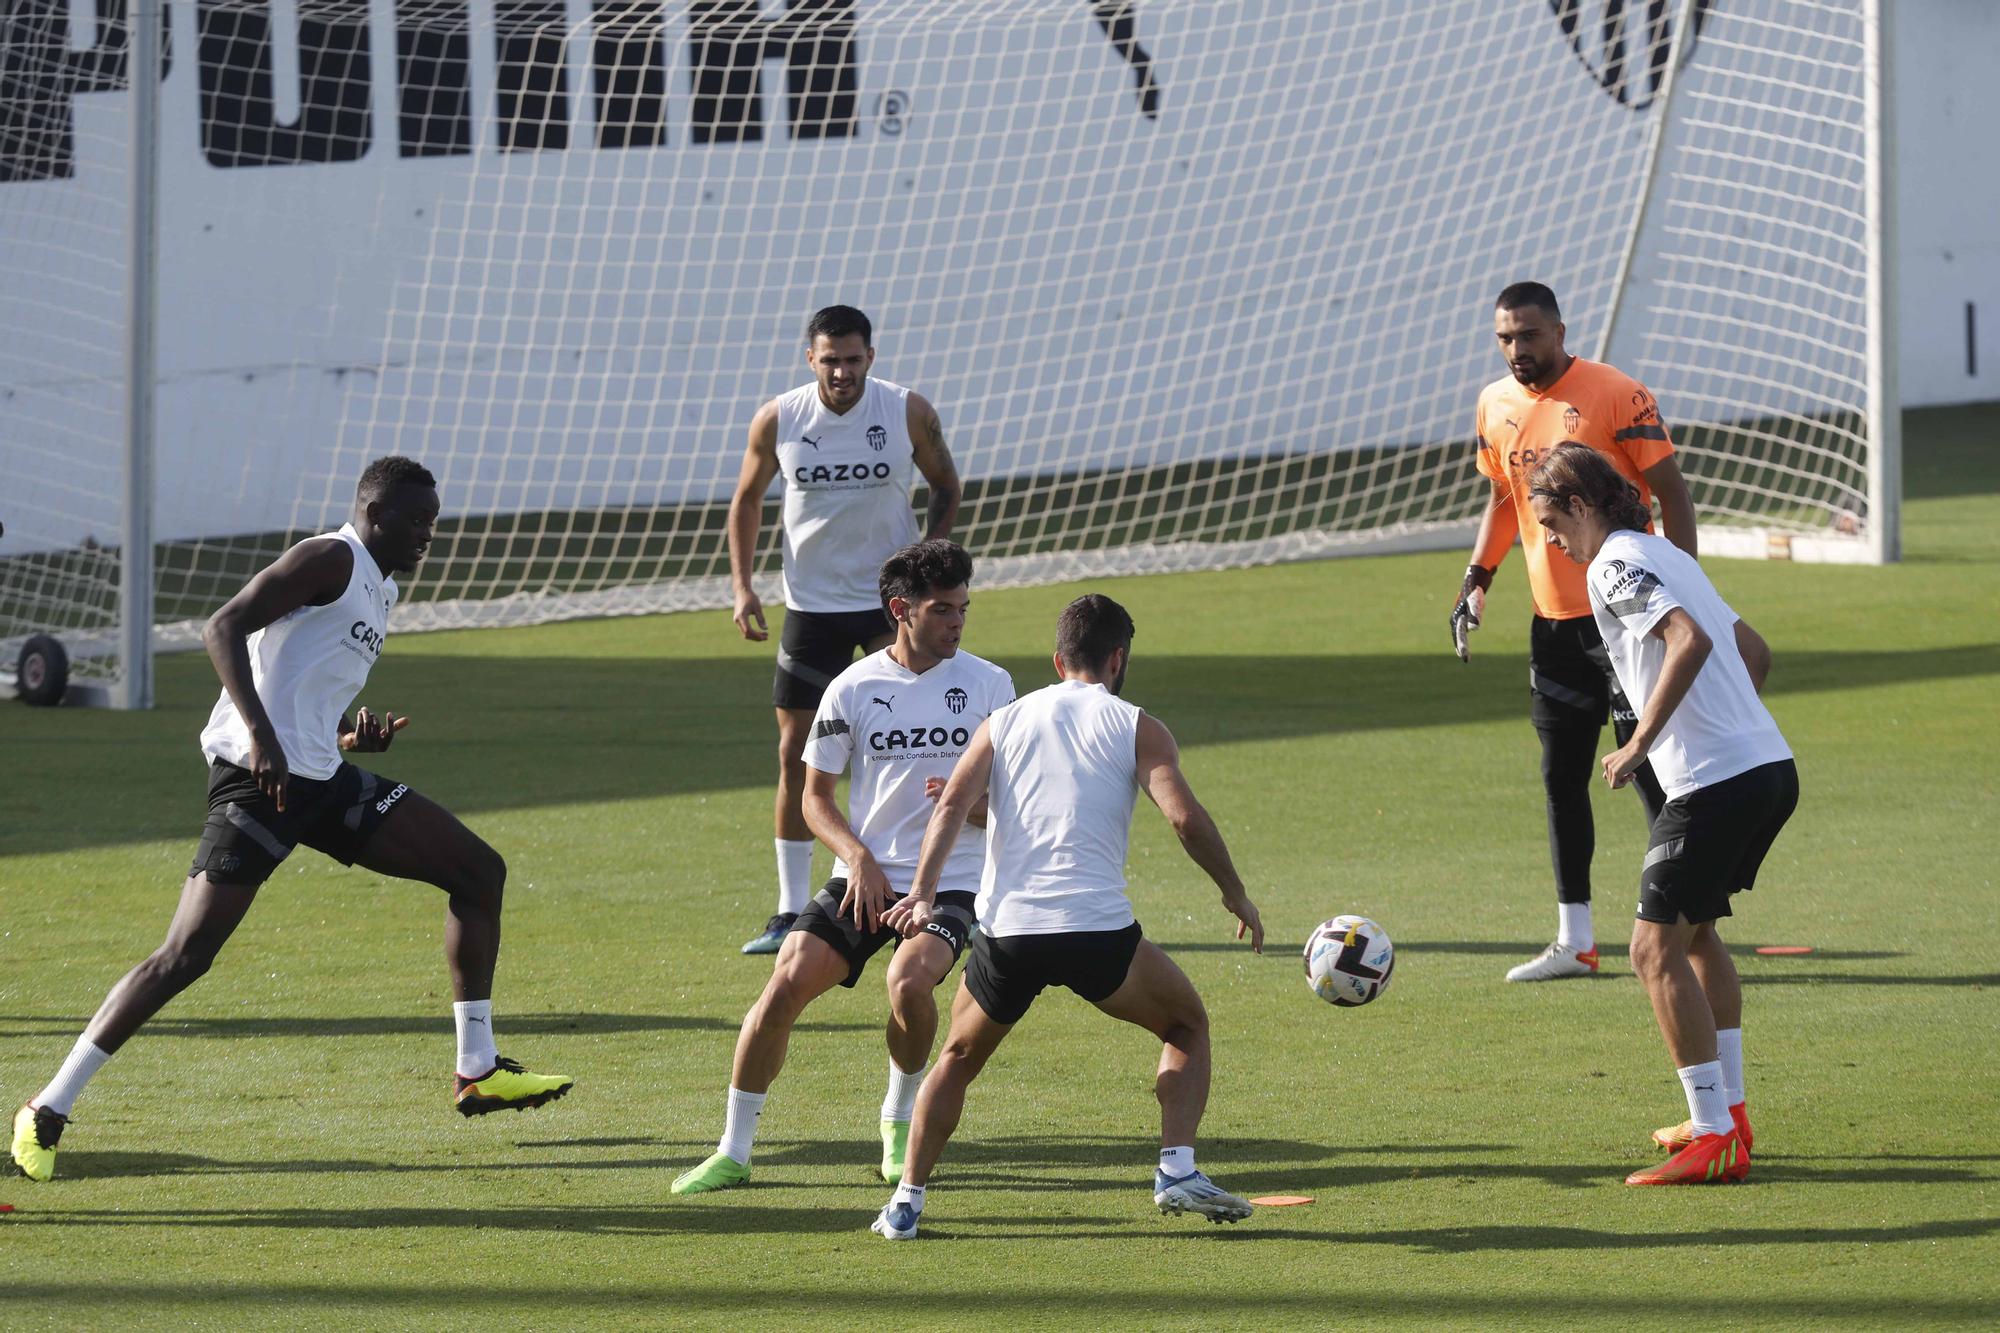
[1055, 594, 1135, 671]
[1495, 281, 1562, 323]
[879, 539, 973, 613]
[357, 455, 436, 502]
[806, 304, 872, 347]
[1528, 442, 1653, 532]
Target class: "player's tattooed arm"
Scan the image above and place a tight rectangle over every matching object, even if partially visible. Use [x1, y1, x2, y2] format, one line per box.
[203, 536, 353, 809]
[909, 392, 962, 539]
[727, 400, 783, 641]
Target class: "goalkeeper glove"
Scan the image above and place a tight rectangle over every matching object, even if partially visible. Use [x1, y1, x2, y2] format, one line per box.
[1451, 564, 1493, 662]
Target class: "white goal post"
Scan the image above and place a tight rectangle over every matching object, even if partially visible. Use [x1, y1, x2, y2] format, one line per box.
[0, 0, 1896, 707]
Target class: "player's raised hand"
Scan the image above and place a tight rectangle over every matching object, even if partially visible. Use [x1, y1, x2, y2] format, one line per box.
[247, 732, 290, 811]
[839, 851, 894, 934]
[733, 588, 769, 642]
[342, 706, 410, 754]
[884, 896, 934, 939]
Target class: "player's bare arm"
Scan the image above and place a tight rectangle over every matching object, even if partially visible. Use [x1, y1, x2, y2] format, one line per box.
[1644, 455, 1698, 559]
[924, 775, 988, 828]
[1453, 476, 1518, 661]
[1136, 713, 1263, 952]
[1604, 608, 1713, 788]
[726, 399, 783, 642]
[889, 720, 994, 937]
[803, 764, 894, 934]
[1733, 618, 1772, 694]
[202, 536, 353, 809]
[908, 392, 962, 540]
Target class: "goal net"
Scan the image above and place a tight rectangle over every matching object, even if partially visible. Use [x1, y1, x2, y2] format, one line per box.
[0, 0, 1886, 697]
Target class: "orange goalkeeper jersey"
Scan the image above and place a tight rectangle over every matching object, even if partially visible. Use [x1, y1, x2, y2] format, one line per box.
[1474, 356, 1675, 620]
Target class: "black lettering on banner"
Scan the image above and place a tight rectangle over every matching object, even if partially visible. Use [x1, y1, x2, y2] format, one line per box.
[2, 0, 1162, 184]
[687, 0, 857, 145]
[594, 0, 666, 150]
[397, 0, 472, 158]
[0, 0, 172, 183]
[198, 0, 372, 168]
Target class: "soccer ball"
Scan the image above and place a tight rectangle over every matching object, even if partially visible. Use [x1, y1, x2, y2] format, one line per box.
[1304, 915, 1395, 1007]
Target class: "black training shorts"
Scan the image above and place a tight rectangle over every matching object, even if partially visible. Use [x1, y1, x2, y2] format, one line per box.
[963, 922, 1144, 1026]
[188, 759, 414, 888]
[1637, 759, 1800, 925]
[774, 607, 895, 711]
[1529, 613, 1640, 733]
[792, 879, 977, 988]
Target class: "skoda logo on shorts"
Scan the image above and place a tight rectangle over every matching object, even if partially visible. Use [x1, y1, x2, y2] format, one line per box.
[866, 424, 887, 451]
[945, 687, 968, 715]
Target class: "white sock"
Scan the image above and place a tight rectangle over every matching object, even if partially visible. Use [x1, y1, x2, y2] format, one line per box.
[1676, 1060, 1733, 1137]
[1716, 1028, 1745, 1106]
[776, 838, 814, 916]
[453, 1000, 499, 1079]
[719, 1086, 767, 1165]
[882, 1059, 926, 1123]
[892, 1180, 926, 1209]
[1158, 1145, 1196, 1179]
[35, 1036, 112, 1118]
[1557, 901, 1594, 952]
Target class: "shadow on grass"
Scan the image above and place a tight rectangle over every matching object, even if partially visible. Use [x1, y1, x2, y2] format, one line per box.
[12, 1279, 1992, 1324]
[9, 642, 2000, 859]
[0, 1012, 870, 1040]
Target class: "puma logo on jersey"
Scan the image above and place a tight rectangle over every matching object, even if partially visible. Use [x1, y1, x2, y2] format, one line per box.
[873, 695, 895, 710]
[801, 433, 822, 449]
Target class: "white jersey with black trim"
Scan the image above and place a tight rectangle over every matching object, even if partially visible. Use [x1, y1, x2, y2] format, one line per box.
[802, 648, 1015, 897]
[200, 524, 396, 781]
[979, 679, 1143, 936]
[774, 377, 920, 613]
[1588, 529, 1791, 799]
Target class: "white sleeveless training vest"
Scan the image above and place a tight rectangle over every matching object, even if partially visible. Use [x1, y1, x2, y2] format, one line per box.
[978, 679, 1143, 936]
[200, 524, 396, 781]
[773, 377, 919, 612]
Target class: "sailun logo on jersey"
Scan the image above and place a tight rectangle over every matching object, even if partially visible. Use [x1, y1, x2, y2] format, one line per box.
[866, 425, 887, 452]
[944, 687, 968, 715]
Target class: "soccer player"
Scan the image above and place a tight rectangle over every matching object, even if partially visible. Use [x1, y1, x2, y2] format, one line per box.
[10, 457, 570, 1183]
[1451, 281, 1697, 981]
[868, 594, 1265, 1240]
[673, 540, 1013, 1194]
[1528, 443, 1796, 1185]
[727, 305, 963, 955]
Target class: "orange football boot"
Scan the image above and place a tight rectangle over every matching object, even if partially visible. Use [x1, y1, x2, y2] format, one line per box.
[1626, 1129, 1748, 1186]
[1652, 1102, 1753, 1152]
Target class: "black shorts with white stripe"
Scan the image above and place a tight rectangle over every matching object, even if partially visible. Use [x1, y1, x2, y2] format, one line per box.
[793, 880, 977, 988]
[188, 759, 414, 887]
[1637, 760, 1800, 925]
[1528, 612, 1637, 731]
[773, 607, 896, 710]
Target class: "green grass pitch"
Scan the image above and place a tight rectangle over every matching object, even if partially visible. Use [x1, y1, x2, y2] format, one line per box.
[2, 405, 1995, 1329]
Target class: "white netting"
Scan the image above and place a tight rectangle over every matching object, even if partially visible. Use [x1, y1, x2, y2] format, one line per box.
[1, 1, 1882, 686]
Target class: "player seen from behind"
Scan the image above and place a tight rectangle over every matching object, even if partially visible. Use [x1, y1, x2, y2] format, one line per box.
[869, 594, 1264, 1240]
